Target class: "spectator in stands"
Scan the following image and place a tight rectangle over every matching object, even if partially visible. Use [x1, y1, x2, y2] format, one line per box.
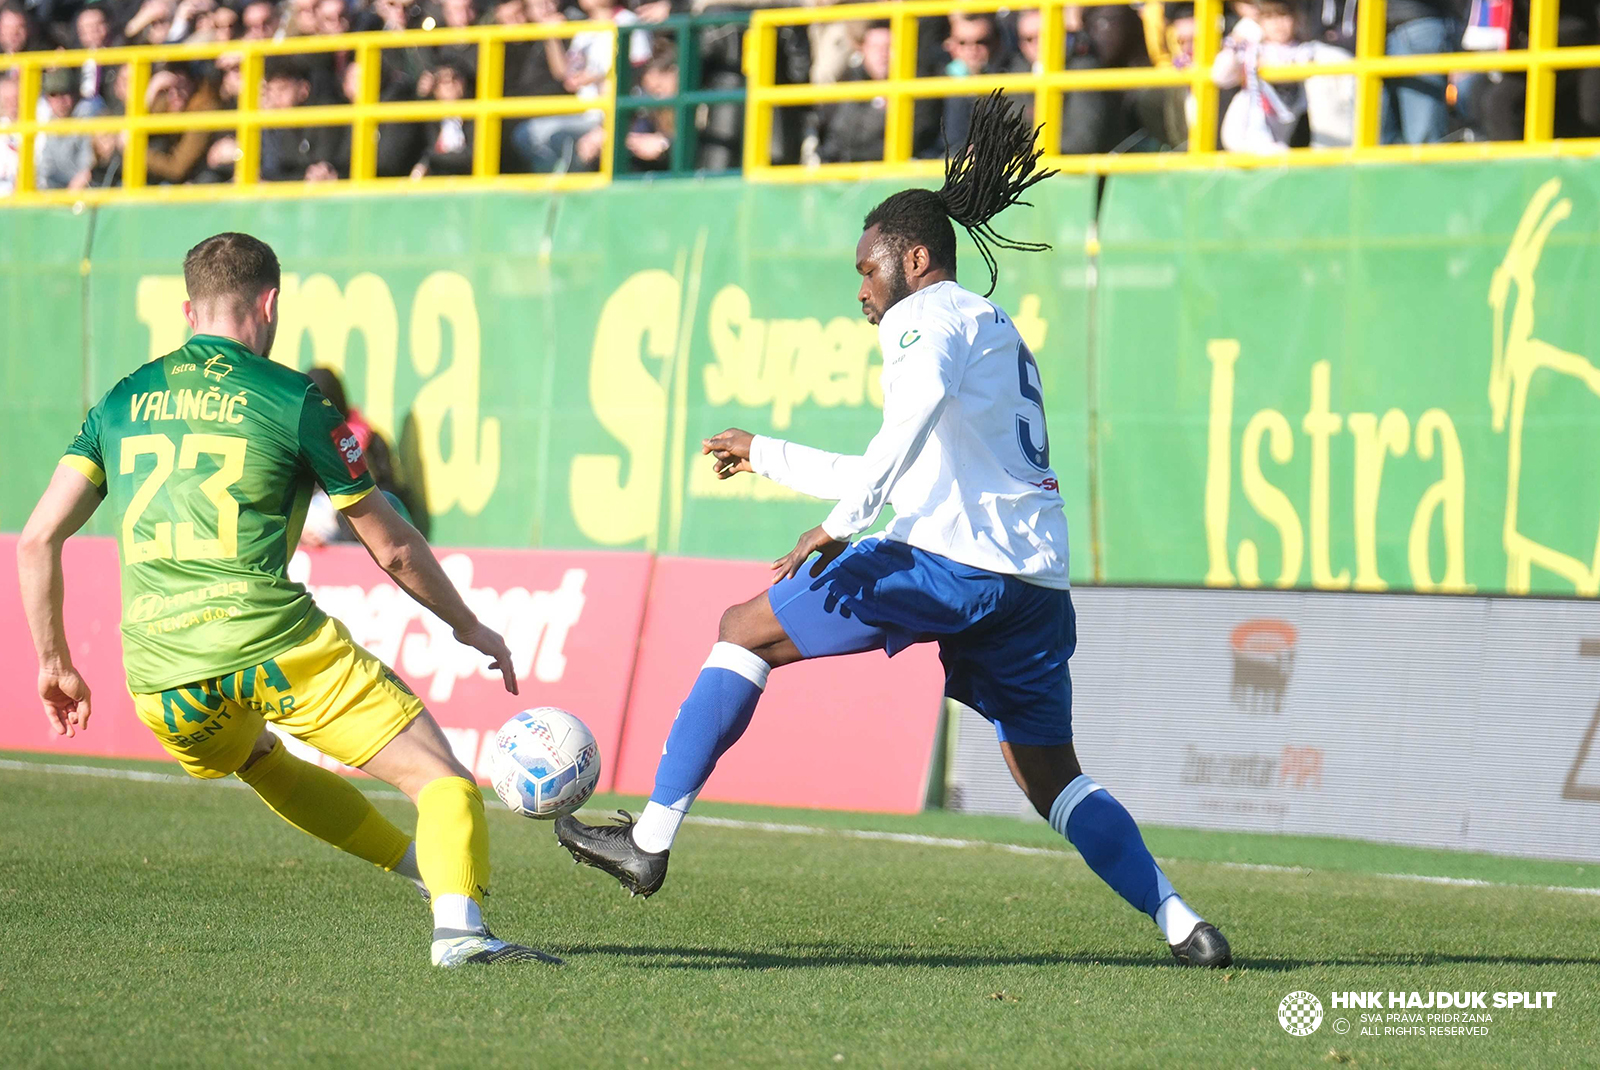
[123, 0, 179, 45]
[299, 367, 422, 545]
[313, 57, 427, 178]
[146, 64, 222, 183]
[202, 1, 238, 41]
[86, 124, 122, 184]
[623, 45, 677, 171]
[411, 58, 474, 177]
[259, 56, 330, 180]
[304, 0, 352, 102]
[1058, 5, 1163, 153]
[938, 13, 1002, 153]
[73, 2, 118, 112]
[240, 0, 278, 39]
[1213, 0, 1354, 150]
[192, 51, 242, 182]
[513, 0, 624, 172]
[0, 74, 19, 195]
[1013, 8, 1043, 73]
[1, 2, 40, 55]
[501, 0, 567, 173]
[35, 68, 93, 189]
[167, 0, 219, 42]
[287, 0, 318, 36]
[816, 20, 890, 163]
[1381, 0, 1461, 142]
[1163, 4, 1197, 69]
[1467, 0, 1600, 140]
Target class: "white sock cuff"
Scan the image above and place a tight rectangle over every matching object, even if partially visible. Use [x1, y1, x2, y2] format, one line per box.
[704, 642, 771, 689]
[432, 893, 483, 934]
[1048, 774, 1105, 833]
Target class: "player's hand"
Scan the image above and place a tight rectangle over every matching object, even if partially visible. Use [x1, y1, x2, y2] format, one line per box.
[455, 622, 519, 696]
[703, 428, 755, 479]
[772, 525, 848, 584]
[39, 667, 92, 737]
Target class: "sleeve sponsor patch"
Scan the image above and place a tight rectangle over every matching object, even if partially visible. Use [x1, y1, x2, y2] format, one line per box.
[331, 423, 368, 478]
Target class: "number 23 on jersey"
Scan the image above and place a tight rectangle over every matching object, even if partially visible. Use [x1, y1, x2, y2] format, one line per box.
[120, 433, 248, 563]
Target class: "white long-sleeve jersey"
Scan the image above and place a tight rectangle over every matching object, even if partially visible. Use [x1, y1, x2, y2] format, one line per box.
[749, 280, 1071, 589]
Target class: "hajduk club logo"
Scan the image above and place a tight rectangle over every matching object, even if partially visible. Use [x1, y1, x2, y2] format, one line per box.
[1278, 991, 1324, 1036]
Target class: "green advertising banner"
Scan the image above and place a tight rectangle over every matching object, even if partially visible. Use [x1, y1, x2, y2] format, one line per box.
[4, 159, 1595, 596]
[5, 179, 1093, 576]
[0, 209, 90, 530]
[1097, 160, 1600, 597]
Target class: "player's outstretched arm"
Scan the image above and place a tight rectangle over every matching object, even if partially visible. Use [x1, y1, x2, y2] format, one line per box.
[340, 491, 519, 696]
[704, 428, 865, 501]
[17, 465, 104, 737]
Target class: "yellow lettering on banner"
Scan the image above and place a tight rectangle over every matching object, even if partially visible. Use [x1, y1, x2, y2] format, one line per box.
[409, 272, 500, 517]
[764, 321, 804, 428]
[1238, 409, 1303, 589]
[1203, 339, 1240, 586]
[1409, 409, 1470, 592]
[705, 284, 881, 429]
[813, 318, 869, 407]
[1348, 409, 1411, 591]
[274, 272, 400, 445]
[705, 285, 761, 407]
[571, 269, 678, 546]
[1301, 360, 1349, 590]
[136, 276, 190, 362]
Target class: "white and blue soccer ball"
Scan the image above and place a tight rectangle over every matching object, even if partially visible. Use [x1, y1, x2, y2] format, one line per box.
[489, 708, 600, 820]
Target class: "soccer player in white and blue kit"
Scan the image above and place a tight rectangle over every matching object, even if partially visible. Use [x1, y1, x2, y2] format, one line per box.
[557, 93, 1231, 967]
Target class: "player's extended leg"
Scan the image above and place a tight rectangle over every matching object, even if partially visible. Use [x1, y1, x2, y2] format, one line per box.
[360, 713, 561, 967]
[235, 728, 419, 889]
[555, 582, 886, 896]
[999, 740, 1232, 968]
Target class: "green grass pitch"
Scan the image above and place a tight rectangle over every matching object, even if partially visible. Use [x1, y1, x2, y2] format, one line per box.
[2, 752, 1598, 1069]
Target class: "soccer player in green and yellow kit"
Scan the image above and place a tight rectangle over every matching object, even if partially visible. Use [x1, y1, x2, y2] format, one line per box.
[16, 232, 555, 968]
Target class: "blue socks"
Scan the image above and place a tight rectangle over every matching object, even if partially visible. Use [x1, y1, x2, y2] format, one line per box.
[633, 643, 771, 853]
[1050, 775, 1203, 943]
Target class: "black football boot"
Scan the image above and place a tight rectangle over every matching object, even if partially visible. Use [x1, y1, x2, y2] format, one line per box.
[554, 810, 670, 898]
[1170, 922, 1233, 968]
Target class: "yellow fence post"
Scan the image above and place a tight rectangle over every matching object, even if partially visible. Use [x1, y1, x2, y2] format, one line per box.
[1524, 0, 1558, 143]
[1352, 0, 1388, 147]
[473, 36, 507, 178]
[1190, 0, 1222, 155]
[884, 8, 919, 164]
[350, 41, 382, 183]
[15, 62, 40, 195]
[597, 26, 615, 182]
[1036, 0, 1065, 158]
[742, 16, 776, 175]
[122, 58, 150, 190]
[235, 49, 263, 187]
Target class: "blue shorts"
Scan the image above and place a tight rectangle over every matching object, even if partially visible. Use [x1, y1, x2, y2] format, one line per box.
[768, 538, 1076, 746]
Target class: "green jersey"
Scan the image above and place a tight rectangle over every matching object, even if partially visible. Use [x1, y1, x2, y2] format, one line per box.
[62, 335, 376, 693]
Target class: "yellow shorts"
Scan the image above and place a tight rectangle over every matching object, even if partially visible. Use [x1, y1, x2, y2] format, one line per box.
[132, 617, 425, 779]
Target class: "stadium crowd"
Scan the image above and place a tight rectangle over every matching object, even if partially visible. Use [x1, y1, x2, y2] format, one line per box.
[3, 0, 1599, 191]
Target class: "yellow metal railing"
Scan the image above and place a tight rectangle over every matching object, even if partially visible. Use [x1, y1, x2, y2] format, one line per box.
[742, 0, 1600, 179]
[4, 0, 1597, 203]
[0, 22, 617, 203]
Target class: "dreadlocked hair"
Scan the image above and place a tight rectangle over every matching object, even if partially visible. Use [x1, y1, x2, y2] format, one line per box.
[863, 90, 1058, 297]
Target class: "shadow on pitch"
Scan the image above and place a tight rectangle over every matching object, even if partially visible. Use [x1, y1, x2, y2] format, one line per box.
[560, 945, 1600, 972]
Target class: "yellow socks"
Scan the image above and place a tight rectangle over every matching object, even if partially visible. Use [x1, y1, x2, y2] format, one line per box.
[237, 740, 411, 871]
[415, 776, 491, 907]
